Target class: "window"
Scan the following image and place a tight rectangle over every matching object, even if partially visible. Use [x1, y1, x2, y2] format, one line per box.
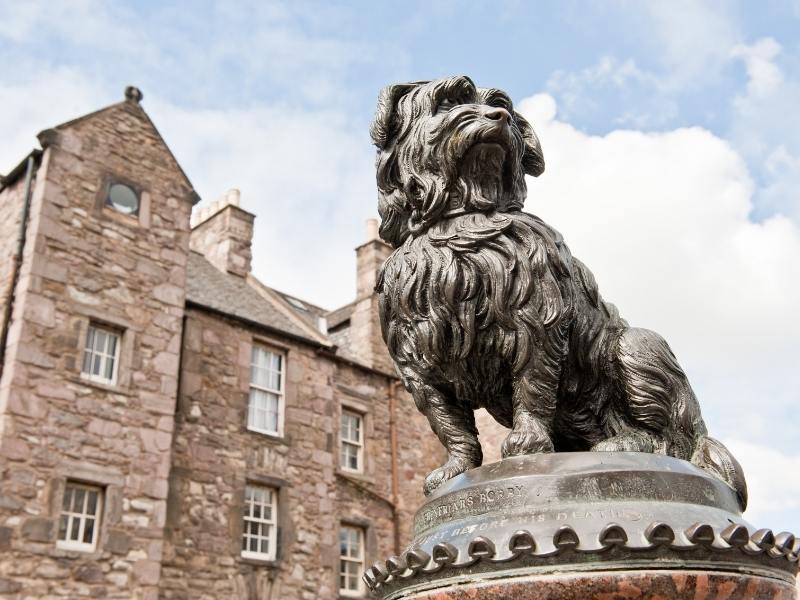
[241, 485, 278, 561]
[339, 525, 365, 596]
[57, 482, 102, 552]
[340, 410, 363, 473]
[81, 323, 121, 384]
[106, 183, 139, 215]
[248, 345, 284, 436]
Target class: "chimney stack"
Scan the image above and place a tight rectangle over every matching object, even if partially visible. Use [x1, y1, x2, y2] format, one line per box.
[189, 188, 254, 277]
[350, 218, 394, 372]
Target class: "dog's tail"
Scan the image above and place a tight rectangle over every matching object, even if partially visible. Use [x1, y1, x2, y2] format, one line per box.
[690, 436, 748, 511]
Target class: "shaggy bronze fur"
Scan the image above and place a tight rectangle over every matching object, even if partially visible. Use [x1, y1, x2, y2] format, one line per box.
[371, 76, 746, 507]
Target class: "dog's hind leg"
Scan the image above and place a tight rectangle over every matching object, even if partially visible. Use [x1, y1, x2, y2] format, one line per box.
[592, 327, 677, 456]
[402, 373, 483, 496]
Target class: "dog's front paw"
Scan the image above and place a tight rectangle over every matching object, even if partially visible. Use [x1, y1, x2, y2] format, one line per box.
[423, 456, 475, 496]
[501, 419, 554, 458]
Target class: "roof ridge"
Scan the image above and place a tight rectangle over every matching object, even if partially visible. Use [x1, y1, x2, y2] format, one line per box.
[246, 274, 332, 346]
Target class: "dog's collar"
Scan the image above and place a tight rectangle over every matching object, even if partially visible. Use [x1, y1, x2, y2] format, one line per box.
[441, 207, 477, 219]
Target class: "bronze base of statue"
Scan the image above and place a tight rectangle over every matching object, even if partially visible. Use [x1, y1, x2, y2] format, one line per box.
[365, 453, 798, 599]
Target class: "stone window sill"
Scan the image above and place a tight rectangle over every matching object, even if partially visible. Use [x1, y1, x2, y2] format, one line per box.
[50, 546, 104, 560]
[71, 375, 131, 396]
[239, 556, 280, 570]
[243, 428, 288, 446]
[336, 470, 375, 487]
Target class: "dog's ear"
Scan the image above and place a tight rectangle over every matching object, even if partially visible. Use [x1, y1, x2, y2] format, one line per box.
[370, 82, 422, 149]
[514, 111, 545, 177]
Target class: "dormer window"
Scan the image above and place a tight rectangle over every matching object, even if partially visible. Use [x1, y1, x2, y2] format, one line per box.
[106, 183, 139, 215]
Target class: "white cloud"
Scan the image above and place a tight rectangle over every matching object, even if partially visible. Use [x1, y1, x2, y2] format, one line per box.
[147, 98, 376, 310]
[518, 93, 800, 443]
[727, 38, 800, 221]
[519, 92, 800, 528]
[0, 68, 111, 170]
[731, 38, 783, 99]
[546, 56, 673, 127]
[725, 439, 800, 528]
[632, 0, 742, 89]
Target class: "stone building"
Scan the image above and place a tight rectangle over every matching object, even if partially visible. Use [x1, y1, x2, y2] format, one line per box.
[0, 88, 444, 599]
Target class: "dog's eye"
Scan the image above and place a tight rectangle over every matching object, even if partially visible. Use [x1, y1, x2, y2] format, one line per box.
[436, 98, 459, 113]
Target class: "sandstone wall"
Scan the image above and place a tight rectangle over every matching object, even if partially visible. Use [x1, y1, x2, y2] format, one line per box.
[0, 100, 193, 599]
[159, 307, 442, 599]
[475, 408, 509, 465]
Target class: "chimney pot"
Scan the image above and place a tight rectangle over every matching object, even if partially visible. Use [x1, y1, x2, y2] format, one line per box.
[226, 189, 241, 207]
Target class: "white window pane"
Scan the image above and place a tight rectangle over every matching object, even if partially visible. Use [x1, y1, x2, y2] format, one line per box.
[242, 485, 278, 559]
[73, 488, 85, 512]
[70, 519, 80, 541]
[106, 334, 117, 357]
[84, 327, 95, 351]
[87, 491, 98, 515]
[58, 515, 68, 540]
[104, 355, 115, 380]
[339, 526, 364, 593]
[81, 325, 120, 383]
[247, 400, 255, 429]
[58, 483, 103, 551]
[250, 345, 261, 367]
[251, 366, 266, 388]
[81, 349, 93, 374]
[62, 487, 73, 512]
[266, 410, 278, 433]
[83, 518, 95, 544]
[93, 330, 106, 353]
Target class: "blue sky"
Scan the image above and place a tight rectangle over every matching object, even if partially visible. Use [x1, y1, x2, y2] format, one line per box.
[2, 1, 799, 533]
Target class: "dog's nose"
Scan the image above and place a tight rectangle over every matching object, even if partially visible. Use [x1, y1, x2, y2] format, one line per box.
[484, 107, 512, 124]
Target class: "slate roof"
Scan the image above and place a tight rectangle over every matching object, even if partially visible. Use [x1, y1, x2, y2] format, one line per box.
[186, 252, 328, 345]
[326, 301, 355, 330]
[267, 288, 328, 330]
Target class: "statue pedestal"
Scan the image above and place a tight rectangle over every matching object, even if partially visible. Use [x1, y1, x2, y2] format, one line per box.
[365, 453, 798, 599]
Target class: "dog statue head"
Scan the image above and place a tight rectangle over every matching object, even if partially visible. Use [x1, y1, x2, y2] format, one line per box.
[370, 75, 545, 247]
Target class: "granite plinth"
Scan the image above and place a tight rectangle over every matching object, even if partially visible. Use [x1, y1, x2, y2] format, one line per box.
[401, 571, 797, 599]
[365, 453, 799, 599]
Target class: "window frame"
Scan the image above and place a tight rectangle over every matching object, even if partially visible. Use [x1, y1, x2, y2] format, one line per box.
[56, 481, 103, 553]
[80, 323, 122, 385]
[339, 524, 366, 597]
[241, 484, 278, 562]
[105, 181, 141, 216]
[339, 409, 364, 474]
[247, 344, 286, 437]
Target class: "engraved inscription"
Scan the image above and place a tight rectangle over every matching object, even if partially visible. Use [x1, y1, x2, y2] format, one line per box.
[414, 500, 657, 539]
[420, 485, 526, 528]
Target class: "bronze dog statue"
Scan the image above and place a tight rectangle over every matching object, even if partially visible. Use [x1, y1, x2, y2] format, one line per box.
[371, 75, 747, 508]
